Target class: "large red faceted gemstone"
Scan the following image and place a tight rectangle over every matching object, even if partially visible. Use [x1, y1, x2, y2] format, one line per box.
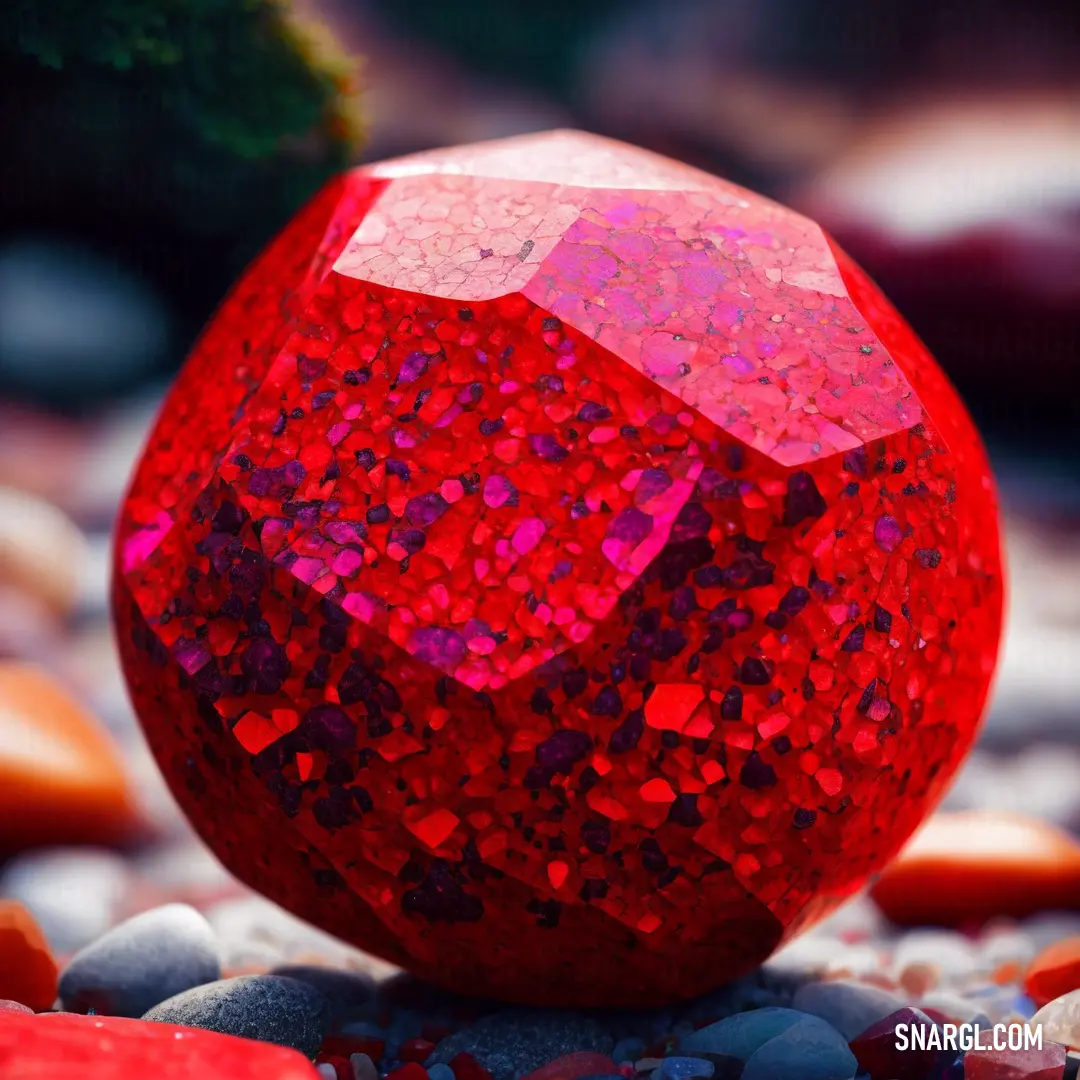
[113, 131, 1004, 1007]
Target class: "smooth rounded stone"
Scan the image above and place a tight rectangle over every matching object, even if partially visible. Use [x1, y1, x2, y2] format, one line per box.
[430, 1011, 612, 1080]
[0, 487, 89, 617]
[59, 903, 221, 1017]
[654, 1058, 714, 1080]
[0, 848, 130, 953]
[0, 999, 34, 1014]
[740, 1016, 857, 1080]
[352, 1054, 380, 1080]
[427, 1066, 455, 1080]
[892, 930, 982, 983]
[0, 238, 170, 398]
[1, 1009, 320, 1080]
[142, 975, 331, 1059]
[0, 663, 140, 853]
[612, 1037, 645, 1063]
[1026, 937, 1080, 1008]
[872, 812, 1080, 927]
[849, 1006, 941, 1080]
[0, 900, 59, 1012]
[315, 1065, 337, 1080]
[1032, 989, 1080, 1051]
[679, 1007, 811, 1062]
[897, 962, 940, 997]
[791, 980, 907, 1040]
[271, 965, 376, 1029]
[964, 1041, 1068, 1080]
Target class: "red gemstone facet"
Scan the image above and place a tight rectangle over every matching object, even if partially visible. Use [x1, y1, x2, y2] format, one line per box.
[114, 131, 1004, 1006]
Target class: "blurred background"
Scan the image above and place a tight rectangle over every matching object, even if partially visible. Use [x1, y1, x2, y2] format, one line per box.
[1, 0, 1079, 959]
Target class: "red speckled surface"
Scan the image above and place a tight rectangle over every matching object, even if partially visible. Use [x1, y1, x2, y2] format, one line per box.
[113, 130, 1004, 1007]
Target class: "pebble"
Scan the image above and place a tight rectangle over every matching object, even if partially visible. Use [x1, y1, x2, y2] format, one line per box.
[142, 974, 331, 1059]
[0, 998, 34, 1014]
[679, 1007, 808, 1061]
[612, 1037, 645, 1064]
[58, 902, 221, 1017]
[0, 848, 130, 952]
[272, 964, 376, 1030]
[848, 1007, 941, 1080]
[0, 487, 89, 616]
[740, 1016, 857, 1080]
[522, 1052, 620, 1080]
[964, 1041, 1068, 1080]
[1032, 990, 1080, 1051]
[0, 662, 139, 853]
[353, 1053, 381, 1080]
[430, 1011, 612, 1080]
[0, 900, 58, 1011]
[871, 812, 1080, 927]
[427, 1065, 455, 1080]
[1026, 937, 1080, 1007]
[791, 979, 906, 1040]
[0, 1009, 320, 1079]
[654, 1057, 714, 1080]
[0, 238, 170, 400]
[892, 930, 982, 983]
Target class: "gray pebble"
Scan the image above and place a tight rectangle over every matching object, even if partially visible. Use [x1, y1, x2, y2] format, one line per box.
[352, 1054, 380, 1080]
[59, 903, 220, 1017]
[791, 979, 907, 1040]
[142, 974, 330, 1059]
[430, 1010, 612, 1080]
[271, 964, 376, 1029]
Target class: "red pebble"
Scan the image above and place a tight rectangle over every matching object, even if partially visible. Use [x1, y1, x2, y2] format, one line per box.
[849, 1007, 941, 1080]
[451, 1052, 495, 1080]
[0, 1010, 319, 1078]
[1025, 936, 1080, 1007]
[401, 1038, 437, 1063]
[521, 1052, 620, 1080]
[387, 1064, 430, 1080]
[113, 129, 1004, 1008]
[964, 1042, 1068, 1080]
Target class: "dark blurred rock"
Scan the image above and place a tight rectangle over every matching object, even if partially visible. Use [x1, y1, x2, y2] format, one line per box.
[0, 239, 171, 406]
[796, 94, 1080, 447]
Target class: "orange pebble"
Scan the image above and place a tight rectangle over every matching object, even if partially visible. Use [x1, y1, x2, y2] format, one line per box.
[899, 962, 940, 996]
[1025, 937, 1080, 1007]
[0, 662, 139, 852]
[0, 901, 59, 1011]
[871, 812, 1080, 928]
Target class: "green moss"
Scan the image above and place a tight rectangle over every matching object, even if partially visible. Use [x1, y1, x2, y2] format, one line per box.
[1, 0, 364, 329]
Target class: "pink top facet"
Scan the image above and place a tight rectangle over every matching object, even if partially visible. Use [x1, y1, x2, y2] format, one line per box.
[336, 130, 921, 466]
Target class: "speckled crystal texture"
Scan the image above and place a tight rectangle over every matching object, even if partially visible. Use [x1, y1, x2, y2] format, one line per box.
[113, 131, 1004, 1007]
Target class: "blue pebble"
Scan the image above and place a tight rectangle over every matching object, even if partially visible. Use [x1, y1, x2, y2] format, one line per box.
[656, 1057, 714, 1080]
[680, 1008, 810, 1062]
[741, 1017, 856, 1080]
[428, 1065, 456, 1080]
[612, 1037, 645, 1063]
